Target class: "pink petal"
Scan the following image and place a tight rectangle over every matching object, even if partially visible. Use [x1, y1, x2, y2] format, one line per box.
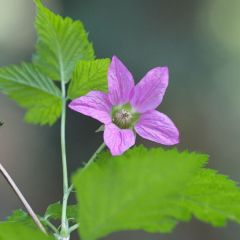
[130, 67, 169, 113]
[108, 56, 135, 105]
[104, 123, 136, 156]
[135, 110, 179, 145]
[69, 91, 112, 124]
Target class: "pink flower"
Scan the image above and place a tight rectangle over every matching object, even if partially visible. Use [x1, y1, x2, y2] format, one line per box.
[69, 56, 179, 156]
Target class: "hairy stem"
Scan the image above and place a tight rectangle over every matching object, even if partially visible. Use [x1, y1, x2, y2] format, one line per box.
[60, 76, 70, 238]
[84, 142, 106, 169]
[0, 163, 47, 234]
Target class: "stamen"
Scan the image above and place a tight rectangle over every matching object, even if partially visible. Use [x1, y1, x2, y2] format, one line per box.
[111, 104, 139, 129]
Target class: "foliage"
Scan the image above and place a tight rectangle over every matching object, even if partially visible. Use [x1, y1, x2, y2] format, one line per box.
[44, 202, 78, 221]
[181, 169, 240, 226]
[0, 222, 53, 240]
[1, 1, 240, 240]
[0, 63, 61, 125]
[34, 0, 94, 82]
[5, 209, 36, 228]
[0, 0, 107, 125]
[73, 146, 207, 240]
[68, 59, 110, 99]
[73, 146, 240, 240]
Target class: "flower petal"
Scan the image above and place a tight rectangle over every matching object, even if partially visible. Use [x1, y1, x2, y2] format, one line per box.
[108, 55, 135, 105]
[135, 110, 179, 145]
[130, 67, 169, 113]
[104, 123, 136, 156]
[68, 91, 112, 124]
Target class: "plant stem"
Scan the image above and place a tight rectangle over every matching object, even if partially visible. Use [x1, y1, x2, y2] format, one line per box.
[0, 162, 47, 234]
[41, 217, 59, 235]
[60, 74, 70, 238]
[69, 223, 79, 233]
[84, 142, 106, 169]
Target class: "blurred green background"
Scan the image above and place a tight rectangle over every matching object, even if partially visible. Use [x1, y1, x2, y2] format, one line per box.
[1, 0, 240, 239]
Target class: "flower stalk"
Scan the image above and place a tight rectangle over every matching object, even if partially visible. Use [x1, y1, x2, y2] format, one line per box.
[84, 142, 106, 170]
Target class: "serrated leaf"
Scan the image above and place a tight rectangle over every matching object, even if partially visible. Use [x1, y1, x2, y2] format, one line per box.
[34, 0, 94, 82]
[72, 146, 207, 240]
[68, 59, 110, 99]
[4, 209, 53, 231]
[181, 169, 240, 226]
[44, 202, 78, 221]
[0, 222, 53, 240]
[5, 209, 35, 228]
[0, 63, 61, 125]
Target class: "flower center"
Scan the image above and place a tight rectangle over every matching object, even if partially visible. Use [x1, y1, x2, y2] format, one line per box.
[112, 104, 139, 129]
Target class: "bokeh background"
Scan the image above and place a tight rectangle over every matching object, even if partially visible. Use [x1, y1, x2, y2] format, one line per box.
[1, 0, 240, 239]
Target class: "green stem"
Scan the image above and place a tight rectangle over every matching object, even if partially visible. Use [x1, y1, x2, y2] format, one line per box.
[59, 63, 105, 237]
[69, 224, 79, 233]
[41, 217, 59, 235]
[60, 76, 69, 237]
[84, 142, 106, 169]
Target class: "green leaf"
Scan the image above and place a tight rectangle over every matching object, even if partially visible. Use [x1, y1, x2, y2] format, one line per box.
[73, 147, 240, 239]
[0, 63, 62, 125]
[5, 210, 35, 228]
[44, 202, 78, 221]
[72, 146, 207, 240]
[4, 209, 54, 231]
[0, 222, 53, 240]
[181, 169, 240, 226]
[34, 0, 94, 82]
[68, 59, 110, 99]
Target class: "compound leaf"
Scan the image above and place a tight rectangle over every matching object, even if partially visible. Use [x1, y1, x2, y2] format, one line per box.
[34, 0, 94, 82]
[0, 63, 61, 125]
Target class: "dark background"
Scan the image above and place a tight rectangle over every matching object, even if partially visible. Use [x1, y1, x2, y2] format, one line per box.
[1, 0, 240, 239]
